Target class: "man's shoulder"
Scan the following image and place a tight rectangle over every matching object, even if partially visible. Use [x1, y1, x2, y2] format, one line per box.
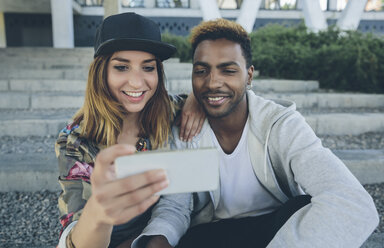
[247, 91, 296, 114]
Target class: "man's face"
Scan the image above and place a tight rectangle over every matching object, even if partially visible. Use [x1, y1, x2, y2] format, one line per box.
[192, 38, 253, 119]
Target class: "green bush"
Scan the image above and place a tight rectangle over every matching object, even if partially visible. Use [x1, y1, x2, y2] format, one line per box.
[162, 32, 192, 62]
[162, 24, 384, 93]
[250, 24, 384, 93]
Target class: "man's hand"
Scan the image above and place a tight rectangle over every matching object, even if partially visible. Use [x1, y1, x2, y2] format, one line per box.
[146, 235, 173, 248]
[179, 92, 205, 142]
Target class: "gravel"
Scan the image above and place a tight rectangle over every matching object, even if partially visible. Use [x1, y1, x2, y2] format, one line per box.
[1, 131, 384, 155]
[0, 191, 61, 248]
[0, 136, 56, 155]
[0, 183, 383, 247]
[319, 132, 384, 150]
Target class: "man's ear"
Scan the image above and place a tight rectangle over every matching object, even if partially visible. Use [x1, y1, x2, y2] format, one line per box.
[247, 65, 254, 85]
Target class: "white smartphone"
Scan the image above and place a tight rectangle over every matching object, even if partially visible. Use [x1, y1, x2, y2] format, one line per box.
[115, 148, 219, 195]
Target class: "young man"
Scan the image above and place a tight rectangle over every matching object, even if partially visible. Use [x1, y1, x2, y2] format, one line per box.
[133, 19, 379, 248]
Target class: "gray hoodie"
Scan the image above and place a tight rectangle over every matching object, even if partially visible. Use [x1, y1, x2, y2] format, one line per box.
[133, 90, 379, 248]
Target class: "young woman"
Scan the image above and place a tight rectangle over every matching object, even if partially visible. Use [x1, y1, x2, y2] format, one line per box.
[55, 12, 204, 248]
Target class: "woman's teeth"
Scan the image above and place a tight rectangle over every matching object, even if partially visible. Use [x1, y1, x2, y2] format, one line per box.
[124, 91, 143, 97]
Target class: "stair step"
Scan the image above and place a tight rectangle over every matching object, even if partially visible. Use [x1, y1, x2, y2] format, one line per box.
[1, 91, 383, 110]
[334, 150, 384, 184]
[260, 93, 384, 109]
[305, 113, 384, 135]
[253, 79, 319, 92]
[0, 149, 382, 192]
[0, 109, 382, 136]
[0, 67, 193, 80]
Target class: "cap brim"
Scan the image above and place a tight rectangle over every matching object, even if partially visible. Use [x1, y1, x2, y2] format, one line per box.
[94, 38, 177, 61]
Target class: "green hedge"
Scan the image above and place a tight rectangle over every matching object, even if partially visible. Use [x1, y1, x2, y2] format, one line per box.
[162, 24, 384, 93]
[250, 23, 384, 93]
[162, 32, 192, 62]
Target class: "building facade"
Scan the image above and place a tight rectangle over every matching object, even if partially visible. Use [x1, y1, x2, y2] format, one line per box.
[0, 0, 383, 48]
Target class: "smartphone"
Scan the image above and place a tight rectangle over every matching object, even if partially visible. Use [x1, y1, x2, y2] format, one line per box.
[115, 148, 219, 195]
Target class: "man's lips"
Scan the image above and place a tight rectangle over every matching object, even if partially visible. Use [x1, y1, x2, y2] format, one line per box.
[203, 94, 230, 106]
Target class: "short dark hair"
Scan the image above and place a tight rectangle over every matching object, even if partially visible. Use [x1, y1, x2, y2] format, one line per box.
[190, 18, 252, 68]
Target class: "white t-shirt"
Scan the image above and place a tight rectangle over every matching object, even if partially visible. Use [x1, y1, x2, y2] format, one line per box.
[212, 119, 280, 220]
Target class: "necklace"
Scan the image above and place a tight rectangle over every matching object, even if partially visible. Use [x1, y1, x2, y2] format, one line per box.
[136, 137, 149, 151]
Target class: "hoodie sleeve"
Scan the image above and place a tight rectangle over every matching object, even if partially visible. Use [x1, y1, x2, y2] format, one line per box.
[266, 111, 379, 248]
[131, 193, 192, 248]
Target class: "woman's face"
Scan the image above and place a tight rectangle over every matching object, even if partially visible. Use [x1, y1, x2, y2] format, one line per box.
[107, 50, 159, 115]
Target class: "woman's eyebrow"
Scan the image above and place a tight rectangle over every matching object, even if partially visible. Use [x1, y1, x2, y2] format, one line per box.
[111, 57, 130, 63]
[142, 59, 156, 63]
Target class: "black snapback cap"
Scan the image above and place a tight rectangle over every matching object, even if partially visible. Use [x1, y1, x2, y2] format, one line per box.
[94, 12, 176, 60]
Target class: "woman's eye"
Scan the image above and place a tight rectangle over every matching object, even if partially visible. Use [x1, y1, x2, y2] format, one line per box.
[143, 66, 155, 72]
[114, 65, 128, 71]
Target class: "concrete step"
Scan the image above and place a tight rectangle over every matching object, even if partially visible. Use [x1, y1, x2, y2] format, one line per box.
[334, 150, 384, 185]
[0, 109, 382, 136]
[0, 149, 382, 192]
[0, 47, 94, 57]
[0, 66, 193, 80]
[1, 79, 86, 92]
[0, 57, 185, 71]
[304, 113, 384, 135]
[1, 89, 383, 111]
[0, 109, 74, 137]
[253, 79, 319, 92]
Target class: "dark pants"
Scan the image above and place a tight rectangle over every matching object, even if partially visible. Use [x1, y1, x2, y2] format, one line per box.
[176, 195, 312, 248]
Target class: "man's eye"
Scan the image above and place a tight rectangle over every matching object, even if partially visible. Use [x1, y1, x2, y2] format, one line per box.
[194, 69, 206, 75]
[224, 69, 236, 74]
[143, 66, 155, 72]
[114, 65, 128, 71]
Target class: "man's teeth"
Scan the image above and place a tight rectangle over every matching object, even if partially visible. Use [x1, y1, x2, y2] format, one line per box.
[208, 96, 224, 101]
[124, 91, 143, 97]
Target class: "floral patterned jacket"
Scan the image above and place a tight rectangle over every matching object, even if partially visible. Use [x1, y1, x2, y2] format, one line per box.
[55, 94, 186, 247]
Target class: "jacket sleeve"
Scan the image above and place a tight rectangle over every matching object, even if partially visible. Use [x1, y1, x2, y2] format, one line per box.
[55, 125, 96, 247]
[131, 193, 193, 248]
[266, 111, 379, 247]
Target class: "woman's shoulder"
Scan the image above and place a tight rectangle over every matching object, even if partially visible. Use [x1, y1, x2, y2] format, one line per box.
[55, 123, 99, 164]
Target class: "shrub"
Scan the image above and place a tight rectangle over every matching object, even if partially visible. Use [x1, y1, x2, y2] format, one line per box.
[250, 24, 384, 93]
[162, 32, 192, 62]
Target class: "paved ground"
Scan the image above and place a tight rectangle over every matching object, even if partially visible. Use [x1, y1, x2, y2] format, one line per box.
[0, 183, 383, 247]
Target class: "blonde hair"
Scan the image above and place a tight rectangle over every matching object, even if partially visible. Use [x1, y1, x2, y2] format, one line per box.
[72, 54, 174, 149]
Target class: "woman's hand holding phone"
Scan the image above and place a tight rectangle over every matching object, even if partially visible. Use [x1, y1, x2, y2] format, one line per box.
[70, 144, 169, 248]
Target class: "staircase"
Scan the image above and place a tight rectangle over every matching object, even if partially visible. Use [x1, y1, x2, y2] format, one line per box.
[0, 47, 383, 191]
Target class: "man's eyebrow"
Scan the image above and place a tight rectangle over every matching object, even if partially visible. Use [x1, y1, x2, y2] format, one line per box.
[193, 61, 210, 67]
[217, 61, 240, 68]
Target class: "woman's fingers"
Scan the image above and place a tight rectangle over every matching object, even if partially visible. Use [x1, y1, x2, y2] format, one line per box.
[97, 169, 168, 200]
[101, 180, 168, 224]
[89, 144, 170, 226]
[91, 144, 136, 185]
[93, 175, 168, 225]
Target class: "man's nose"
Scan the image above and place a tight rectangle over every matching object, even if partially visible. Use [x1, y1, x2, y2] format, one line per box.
[206, 70, 223, 89]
